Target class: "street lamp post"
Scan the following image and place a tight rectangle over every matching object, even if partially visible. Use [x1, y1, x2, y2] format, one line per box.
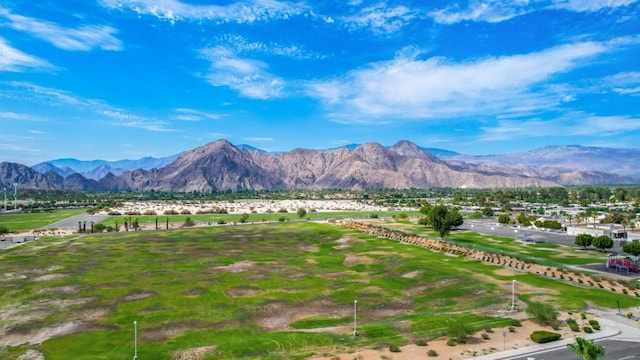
[133, 320, 138, 360]
[3, 187, 6, 211]
[353, 300, 358, 336]
[511, 280, 516, 311]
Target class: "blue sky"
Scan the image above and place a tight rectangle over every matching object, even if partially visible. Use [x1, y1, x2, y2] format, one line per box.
[1, 0, 639, 165]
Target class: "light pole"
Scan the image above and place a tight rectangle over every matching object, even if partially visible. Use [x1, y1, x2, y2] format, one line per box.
[13, 183, 17, 211]
[3, 186, 6, 211]
[133, 320, 138, 360]
[353, 300, 358, 336]
[511, 280, 516, 311]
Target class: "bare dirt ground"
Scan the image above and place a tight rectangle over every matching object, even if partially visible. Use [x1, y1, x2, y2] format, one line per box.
[307, 313, 581, 360]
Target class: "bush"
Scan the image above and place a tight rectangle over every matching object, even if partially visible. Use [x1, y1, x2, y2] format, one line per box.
[164, 209, 179, 215]
[446, 339, 457, 346]
[183, 217, 195, 227]
[278, 216, 286, 222]
[583, 326, 593, 333]
[510, 319, 522, 327]
[447, 317, 474, 344]
[526, 302, 559, 326]
[415, 339, 428, 346]
[389, 344, 401, 353]
[566, 318, 580, 332]
[180, 209, 191, 215]
[530, 331, 561, 344]
[589, 320, 600, 330]
[580, 312, 587, 320]
[0, 225, 9, 234]
[427, 349, 438, 357]
[481, 333, 490, 340]
[508, 326, 516, 333]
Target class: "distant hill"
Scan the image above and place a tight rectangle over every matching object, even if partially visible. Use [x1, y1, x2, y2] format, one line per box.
[3, 140, 637, 192]
[450, 145, 640, 177]
[32, 153, 182, 180]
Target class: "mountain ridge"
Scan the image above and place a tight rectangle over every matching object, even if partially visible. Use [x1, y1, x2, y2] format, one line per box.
[3, 140, 637, 192]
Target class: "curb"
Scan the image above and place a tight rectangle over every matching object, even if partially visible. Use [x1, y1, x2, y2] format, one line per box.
[472, 328, 621, 360]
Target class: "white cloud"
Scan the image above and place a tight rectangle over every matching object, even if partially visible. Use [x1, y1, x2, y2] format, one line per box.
[307, 41, 610, 122]
[4, 82, 176, 132]
[175, 108, 223, 121]
[0, 6, 122, 51]
[603, 71, 640, 96]
[430, 0, 638, 24]
[0, 111, 47, 122]
[341, 2, 418, 34]
[218, 34, 325, 60]
[100, 0, 310, 24]
[551, 0, 637, 12]
[199, 46, 284, 99]
[244, 137, 274, 142]
[0, 37, 53, 72]
[480, 113, 640, 141]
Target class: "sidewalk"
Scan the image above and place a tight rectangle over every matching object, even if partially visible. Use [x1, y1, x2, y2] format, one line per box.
[473, 310, 640, 360]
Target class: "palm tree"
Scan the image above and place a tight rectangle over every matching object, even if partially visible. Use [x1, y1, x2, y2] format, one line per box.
[567, 337, 606, 360]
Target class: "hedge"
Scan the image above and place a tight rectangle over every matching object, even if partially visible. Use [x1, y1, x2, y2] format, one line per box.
[530, 331, 561, 344]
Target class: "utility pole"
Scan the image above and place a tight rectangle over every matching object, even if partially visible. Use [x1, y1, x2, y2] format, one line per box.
[13, 183, 17, 211]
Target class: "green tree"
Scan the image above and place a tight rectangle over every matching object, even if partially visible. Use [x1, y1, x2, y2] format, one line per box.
[575, 234, 593, 249]
[0, 225, 8, 235]
[429, 205, 462, 239]
[498, 214, 511, 224]
[482, 207, 494, 217]
[526, 301, 558, 326]
[592, 235, 613, 252]
[623, 242, 640, 256]
[239, 213, 250, 223]
[183, 217, 195, 227]
[447, 317, 474, 344]
[517, 213, 531, 226]
[567, 337, 606, 360]
[297, 207, 307, 219]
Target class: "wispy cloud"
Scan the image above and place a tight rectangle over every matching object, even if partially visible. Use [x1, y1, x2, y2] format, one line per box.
[218, 34, 325, 60]
[0, 111, 47, 122]
[603, 71, 640, 96]
[175, 108, 223, 121]
[430, 0, 638, 24]
[0, 6, 122, 51]
[100, 0, 310, 24]
[479, 113, 640, 141]
[307, 40, 613, 122]
[341, 2, 418, 34]
[4, 82, 177, 132]
[244, 137, 274, 142]
[0, 37, 53, 72]
[199, 46, 284, 99]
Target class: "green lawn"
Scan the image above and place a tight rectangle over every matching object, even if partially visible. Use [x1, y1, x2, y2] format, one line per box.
[0, 208, 87, 232]
[99, 210, 410, 227]
[388, 222, 605, 266]
[0, 222, 636, 359]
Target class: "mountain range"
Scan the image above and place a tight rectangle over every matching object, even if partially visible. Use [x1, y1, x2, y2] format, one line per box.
[0, 140, 638, 192]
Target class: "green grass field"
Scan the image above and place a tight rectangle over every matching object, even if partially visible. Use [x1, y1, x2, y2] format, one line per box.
[99, 210, 411, 227]
[0, 222, 637, 359]
[0, 208, 87, 232]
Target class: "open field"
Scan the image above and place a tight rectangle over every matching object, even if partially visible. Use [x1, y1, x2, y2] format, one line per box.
[1, 222, 639, 359]
[0, 209, 87, 232]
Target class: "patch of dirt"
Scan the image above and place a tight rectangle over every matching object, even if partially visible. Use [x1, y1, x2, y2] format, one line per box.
[333, 236, 354, 249]
[211, 260, 257, 273]
[172, 345, 217, 360]
[402, 270, 422, 279]
[17, 350, 44, 360]
[227, 286, 261, 297]
[33, 273, 68, 282]
[494, 268, 523, 276]
[37, 286, 78, 295]
[283, 272, 309, 279]
[343, 254, 375, 266]
[321, 272, 351, 279]
[121, 291, 156, 302]
[301, 244, 320, 252]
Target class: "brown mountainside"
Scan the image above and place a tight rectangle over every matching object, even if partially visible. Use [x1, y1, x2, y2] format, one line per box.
[3, 140, 636, 192]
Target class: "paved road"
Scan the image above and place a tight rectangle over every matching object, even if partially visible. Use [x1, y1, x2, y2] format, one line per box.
[505, 340, 640, 360]
[43, 214, 109, 230]
[462, 219, 628, 252]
